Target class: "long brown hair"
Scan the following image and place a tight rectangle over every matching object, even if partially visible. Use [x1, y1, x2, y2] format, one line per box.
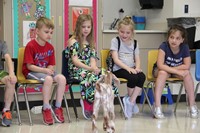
[71, 14, 95, 49]
[167, 24, 187, 44]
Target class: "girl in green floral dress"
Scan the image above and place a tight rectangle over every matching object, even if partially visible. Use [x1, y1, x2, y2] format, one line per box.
[65, 14, 100, 120]
[65, 14, 118, 120]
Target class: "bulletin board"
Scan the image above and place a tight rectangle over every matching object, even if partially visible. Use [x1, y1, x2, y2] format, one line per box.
[64, 0, 97, 48]
[13, 0, 50, 58]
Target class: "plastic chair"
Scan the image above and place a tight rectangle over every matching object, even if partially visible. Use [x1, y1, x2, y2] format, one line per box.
[143, 50, 183, 114]
[101, 49, 126, 119]
[195, 49, 200, 98]
[101, 49, 153, 114]
[62, 50, 80, 121]
[17, 47, 71, 125]
[140, 83, 173, 105]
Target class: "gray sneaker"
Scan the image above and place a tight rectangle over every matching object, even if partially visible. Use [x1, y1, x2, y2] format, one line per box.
[124, 94, 139, 114]
[2, 110, 12, 127]
[123, 97, 134, 119]
[133, 103, 139, 114]
[190, 105, 199, 119]
[154, 106, 165, 119]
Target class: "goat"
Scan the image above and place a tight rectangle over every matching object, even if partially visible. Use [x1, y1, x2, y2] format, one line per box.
[92, 71, 120, 133]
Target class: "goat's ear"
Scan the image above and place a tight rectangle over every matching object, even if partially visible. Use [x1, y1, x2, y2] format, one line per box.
[96, 83, 101, 92]
[112, 74, 120, 86]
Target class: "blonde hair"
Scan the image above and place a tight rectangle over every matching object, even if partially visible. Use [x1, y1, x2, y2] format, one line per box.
[36, 17, 54, 29]
[72, 14, 95, 49]
[117, 16, 135, 31]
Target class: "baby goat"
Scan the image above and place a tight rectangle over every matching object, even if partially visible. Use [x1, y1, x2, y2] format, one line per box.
[92, 71, 120, 133]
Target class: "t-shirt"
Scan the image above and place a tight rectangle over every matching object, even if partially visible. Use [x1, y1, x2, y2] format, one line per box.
[0, 40, 9, 70]
[159, 41, 190, 67]
[22, 39, 56, 77]
[110, 37, 139, 71]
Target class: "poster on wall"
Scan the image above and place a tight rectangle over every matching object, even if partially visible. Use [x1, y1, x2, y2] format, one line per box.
[72, 7, 90, 31]
[13, 0, 50, 58]
[23, 21, 36, 46]
[64, 0, 97, 47]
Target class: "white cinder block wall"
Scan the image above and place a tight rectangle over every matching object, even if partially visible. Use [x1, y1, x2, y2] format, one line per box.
[102, 0, 200, 95]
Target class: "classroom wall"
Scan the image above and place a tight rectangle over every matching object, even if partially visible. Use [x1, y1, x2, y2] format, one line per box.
[0, 0, 4, 40]
[102, 0, 200, 30]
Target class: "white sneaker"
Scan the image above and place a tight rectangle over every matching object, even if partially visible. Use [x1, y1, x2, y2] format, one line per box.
[133, 103, 139, 114]
[190, 105, 199, 119]
[154, 106, 165, 119]
[123, 97, 134, 119]
[31, 106, 42, 114]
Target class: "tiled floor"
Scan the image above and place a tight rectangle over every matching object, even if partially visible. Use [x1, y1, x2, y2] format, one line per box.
[0, 102, 200, 133]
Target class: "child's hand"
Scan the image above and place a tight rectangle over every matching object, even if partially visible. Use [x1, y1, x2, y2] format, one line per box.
[135, 68, 142, 73]
[9, 74, 17, 84]
[90, 67, 100, 75]
[126, 67, 137, 74]
[44, 68, 54, 75]
[177, 70, 189, 78]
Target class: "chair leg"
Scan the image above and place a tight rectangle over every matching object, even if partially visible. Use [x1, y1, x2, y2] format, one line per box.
[117, 94, 127, 119]
[14, 90, 22, 125]
[142, 87, 154, 114]
[142, 82, 153, 113]
[195, 82, 200, 99]
[174, 83, 183, 114]
[23, 85, 33, 125]
[69, 85, 79, 120]
[63, 93, 71, 122]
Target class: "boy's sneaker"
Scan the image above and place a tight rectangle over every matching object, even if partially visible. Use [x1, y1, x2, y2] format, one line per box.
[51, 106, 65, 123]
[190, 105, 199, 119]
[154, 106, 165, 119]
[123, 96, 134, 119]
[42, 108, 54, 125]
[80, 99, 92, 120]
[2, 110, 12, 127]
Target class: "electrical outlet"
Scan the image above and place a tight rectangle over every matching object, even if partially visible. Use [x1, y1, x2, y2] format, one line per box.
[184, 5, 189, 13]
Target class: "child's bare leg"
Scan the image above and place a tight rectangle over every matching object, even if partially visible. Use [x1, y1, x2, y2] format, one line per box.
[54, 74, 66, 104]
[154, 70, 169, 107]
[183, 71, 195, 106]
[2, 76, 16, 110]
[129, 87, 142, 103]
[42, 76, 53, 105]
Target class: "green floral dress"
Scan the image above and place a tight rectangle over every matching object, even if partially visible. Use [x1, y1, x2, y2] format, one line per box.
[65, 42, 118, 104]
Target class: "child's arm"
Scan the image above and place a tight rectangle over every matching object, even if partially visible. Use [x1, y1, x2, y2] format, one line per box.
[90, 57, 100, 75]
[157, 49, 189, 76]
[112, 51, 137, 74]
[68, 38, 95, 72]
[27, 64, 54, 75]
[173, 57, 191, 70]
[4, 54, 15, 75]
[134, 54, 142, 73]
[4, 53, 16, 83]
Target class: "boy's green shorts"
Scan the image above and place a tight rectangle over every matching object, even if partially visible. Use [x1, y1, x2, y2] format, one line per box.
[0, 70, 8, 80]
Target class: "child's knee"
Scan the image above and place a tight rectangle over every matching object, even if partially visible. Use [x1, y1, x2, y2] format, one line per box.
[45, 76, 53, 82]
[57, 74, 66, 83]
